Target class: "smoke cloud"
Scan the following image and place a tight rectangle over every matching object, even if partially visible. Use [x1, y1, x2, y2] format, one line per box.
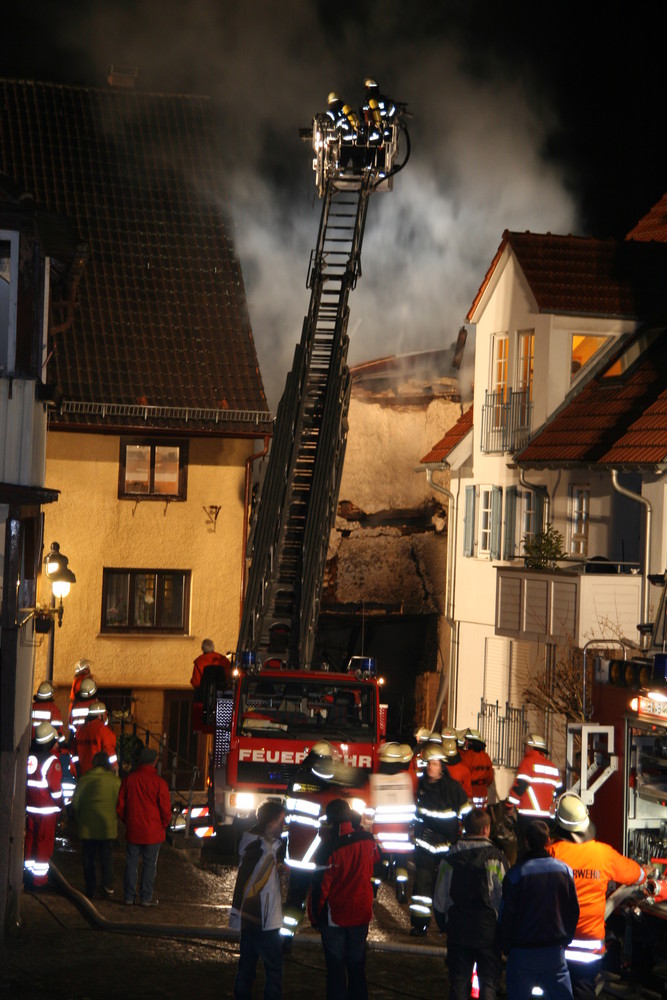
[56, 0, 576, 408]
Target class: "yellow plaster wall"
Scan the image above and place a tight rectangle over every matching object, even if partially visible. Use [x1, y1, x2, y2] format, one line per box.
[35, 431, 256, 696]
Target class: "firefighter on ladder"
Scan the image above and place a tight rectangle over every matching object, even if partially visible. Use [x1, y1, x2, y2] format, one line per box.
[507, 733, 562, 856]
[410, 743, 470, 935]
[25, 722, 63, 886]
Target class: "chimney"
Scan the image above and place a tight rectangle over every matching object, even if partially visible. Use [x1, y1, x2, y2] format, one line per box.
[106, 65, 138, 89]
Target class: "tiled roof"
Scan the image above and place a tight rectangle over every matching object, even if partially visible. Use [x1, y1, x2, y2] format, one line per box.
[515, 329, 667, 468]
[467, 231, 667, 322]
[420, 405, 473, 465]
[0, 78, 270, 433]
[626, 193, 667, 242]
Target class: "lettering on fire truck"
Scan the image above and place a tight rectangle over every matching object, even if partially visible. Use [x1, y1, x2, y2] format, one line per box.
[238, 748, 372, 768]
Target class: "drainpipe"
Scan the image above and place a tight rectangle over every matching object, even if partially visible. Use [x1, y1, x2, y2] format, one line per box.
[239, 436, 270, 631]
[425, 469, 459, 729]
[610, 469, 651, 643]
[519, 470, 550, 527]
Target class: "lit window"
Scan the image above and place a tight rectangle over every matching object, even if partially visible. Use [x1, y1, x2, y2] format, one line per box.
[571, 335, 609, 381]
[102, 569, 190, 633]
[569, 487, 590, 556]
[119, 439, 188, 500]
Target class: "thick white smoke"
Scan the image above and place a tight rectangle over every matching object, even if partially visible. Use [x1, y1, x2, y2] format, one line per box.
[60, 0, 577, 408]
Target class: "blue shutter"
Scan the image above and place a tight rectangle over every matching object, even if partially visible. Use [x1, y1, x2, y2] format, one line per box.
[503, 486, 517, 560]
[463, 486, 476, 557]
[490, 487, 502, 560]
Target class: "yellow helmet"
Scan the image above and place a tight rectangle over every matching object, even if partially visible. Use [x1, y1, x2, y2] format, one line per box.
[327, 91, 341, 105]
[441, 737, 458, 759]
[555, 792, 590, 840]
[526, 733, 548, 752]
[364, 77, 378, 89]
[422, 743, 445, 763]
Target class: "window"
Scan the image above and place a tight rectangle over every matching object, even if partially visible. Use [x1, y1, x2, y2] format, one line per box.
[490, 334, 509, 428]
[571, 335, 609, 381]
[1, 232, 18, 373]
[569, 487, 590, 556]
[477, 485, 502, 559]
[521, 490, 538, 547]
[119, 439, 188, 500]
[102, 569, 190, 633]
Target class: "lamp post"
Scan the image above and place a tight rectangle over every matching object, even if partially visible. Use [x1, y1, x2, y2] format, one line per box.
[43, 541, 76, 683]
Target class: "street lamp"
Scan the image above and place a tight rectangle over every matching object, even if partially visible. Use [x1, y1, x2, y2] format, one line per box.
[43, 542, 76, 628]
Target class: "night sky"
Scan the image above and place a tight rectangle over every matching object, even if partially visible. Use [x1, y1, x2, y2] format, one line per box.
[3, 1, 664, 407]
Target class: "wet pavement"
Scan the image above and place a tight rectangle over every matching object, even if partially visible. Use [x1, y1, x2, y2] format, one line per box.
[1, 824, 449, 1000]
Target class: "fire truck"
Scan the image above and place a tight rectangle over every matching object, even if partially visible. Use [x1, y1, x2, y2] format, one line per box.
[566, 571, 667, 982]
[201, 94, 410, 834]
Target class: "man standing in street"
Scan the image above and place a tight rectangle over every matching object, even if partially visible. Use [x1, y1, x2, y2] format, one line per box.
[230, 799, 286, 1000]
[72, 751, 121, 899]
[499, 819, 579, 999]
[116, 745, 171, 906]
[434, 807, 508, 1000]
[308, 798, 380, 1000]
[549, 792, 646, 1000]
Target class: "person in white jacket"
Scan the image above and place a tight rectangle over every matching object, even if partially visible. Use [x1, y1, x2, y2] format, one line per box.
[230, 799, 286, 1000]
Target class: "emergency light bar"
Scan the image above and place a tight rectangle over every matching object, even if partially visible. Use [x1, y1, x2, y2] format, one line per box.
[349, 656, 376, 677]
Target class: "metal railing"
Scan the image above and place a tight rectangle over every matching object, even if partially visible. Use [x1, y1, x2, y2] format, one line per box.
[112, 716, 200, 816]
[477, 699, 528, 769]
[480, 389, 532, 454]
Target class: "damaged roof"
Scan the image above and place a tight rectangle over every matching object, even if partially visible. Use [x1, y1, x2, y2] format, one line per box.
[467, 230, 667, 323]
[0, 78, 270, 434]
[420, 405, 473, 465]
[515, 328, 667, 469]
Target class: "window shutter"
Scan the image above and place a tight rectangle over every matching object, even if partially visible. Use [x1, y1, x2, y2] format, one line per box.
[463, 486, 475, 557]
[490, 487, 502, 560]
[503, 486, 517, 560]
[534, 490, 545, 533]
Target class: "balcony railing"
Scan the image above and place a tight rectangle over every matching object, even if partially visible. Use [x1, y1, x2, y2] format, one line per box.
[478, 699, 528, 769]
[481, 388, 533, 454]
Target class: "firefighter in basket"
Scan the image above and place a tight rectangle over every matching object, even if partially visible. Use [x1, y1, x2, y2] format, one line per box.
[282, 740, 366, 941]
[409, 742, 471, 936]
[369, 742, 416, 903]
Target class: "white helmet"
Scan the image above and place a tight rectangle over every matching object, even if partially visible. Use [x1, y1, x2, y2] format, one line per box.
[36, 681, 55, 701]
[309, 740, 333, 758]
[74, 658, 92, 675]
[88, 701, 106, 717]
[414, 726, 431, 744]
[35, 721, 57, 745]
[526, 733, 548, 752]
[79, 677, 98, 699]
[555, 792, 590, 841]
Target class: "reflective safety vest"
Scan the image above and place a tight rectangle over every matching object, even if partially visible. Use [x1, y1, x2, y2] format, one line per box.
[26, 752, 62, 815]
[508, 748, 562, 817]
[31, 699, 66, 744]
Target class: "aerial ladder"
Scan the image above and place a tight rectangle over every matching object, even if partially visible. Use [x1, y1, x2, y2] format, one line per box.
[237, 99, 409, 670]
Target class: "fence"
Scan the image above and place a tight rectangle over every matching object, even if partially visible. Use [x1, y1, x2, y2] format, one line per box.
[477, 699, 528, 770]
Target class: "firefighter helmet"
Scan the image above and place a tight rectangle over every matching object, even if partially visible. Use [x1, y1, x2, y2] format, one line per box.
[414, 726, 431, 744]
[422, 743, 445, 762]
[88, 701, 106, 717]
[555, 792, 590, 841]
[34, 721, 57, 746]
[441, 727, 457, 741]
[327, 91, 341, 105]
[36, 681, 55, 701]
[455, 729, 467, 747]
[427, 731, 443, 745]
[398, 744, 414, 763]
[74, 658, 92, 675]
[379, 742, 403, 762]
[364, 77, 378, 90]
[309, 740, 333, 758]
[466, 728, 486, 745]
[78, 677, 97, 699]
[526, 733, 548, 752]
[441, 737, 458, 759]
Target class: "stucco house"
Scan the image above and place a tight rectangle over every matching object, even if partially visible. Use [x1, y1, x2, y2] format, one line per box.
[0, 76, 270, 790]
[421, 199, 667, 795]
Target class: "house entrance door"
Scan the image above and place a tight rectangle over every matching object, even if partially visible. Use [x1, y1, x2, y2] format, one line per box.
[162, 690, 205, 791]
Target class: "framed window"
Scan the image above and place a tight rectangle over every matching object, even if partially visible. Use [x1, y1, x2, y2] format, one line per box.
[571, 335, 609, 381]
[517, 330, 534, 398]
[102, 569, 190, 633]
[490, 334, 509, 429]
[478, 485, 502, 559]
[569, 486, 590, 556]
[119, 439, 188, 500]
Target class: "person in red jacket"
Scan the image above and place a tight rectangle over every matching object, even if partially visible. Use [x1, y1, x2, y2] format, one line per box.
[190, 638, 232, 692]
[461, 729, 495, 807]
[25, 722, 63, 886]
[31, 681, 66, 747]
[508, 733, 563, 855]
[117, 745, 171, 906]
[442, 736, 473, 798]
[73, 701, 118, 776]
[308, 798, 380, 1000]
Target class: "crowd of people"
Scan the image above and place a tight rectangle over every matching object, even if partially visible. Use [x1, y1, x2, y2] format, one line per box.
[25, 660, 653, 1000]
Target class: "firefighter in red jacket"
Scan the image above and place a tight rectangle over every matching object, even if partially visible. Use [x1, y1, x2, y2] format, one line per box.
[462, 728, 495, 807]
[68, 658, 94, 727]
[190, 639, 232, 730]
[25, 722, 63, 886]
[117, 745, 171, 906]
[508, 733, 563, 853]
[31, 681, 66, 746]
[442, 736, 473, 798]
[73, 701, 118, 776]
[308, 797, 380, 999]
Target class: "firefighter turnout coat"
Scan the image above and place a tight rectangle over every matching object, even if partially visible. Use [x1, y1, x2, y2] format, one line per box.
[508, 747, 562, 819]
[73, 716, 118, 775]
[25, 748, 62, 884]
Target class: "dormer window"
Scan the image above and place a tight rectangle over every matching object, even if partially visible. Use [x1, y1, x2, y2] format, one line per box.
[571, 334, 610, 381]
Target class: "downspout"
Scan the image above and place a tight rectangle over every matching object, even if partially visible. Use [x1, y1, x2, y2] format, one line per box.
[425, 468, 459, 729]
[519, 469, 550, 527]
[239, 436, 270, 632]
[610, 469, 651, 643]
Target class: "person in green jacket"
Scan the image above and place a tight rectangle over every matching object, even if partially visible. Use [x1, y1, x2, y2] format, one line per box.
[72, 751, 121, 899]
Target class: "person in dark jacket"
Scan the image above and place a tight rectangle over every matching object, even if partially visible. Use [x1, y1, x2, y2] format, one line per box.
[72, 751, 121, 899]
[498, 819, 579, 999]
[410, 744, 470, 935]
[116, 745, 171, 906]
[308, 798, 380, 1000]
[434, 808, 508, 1000]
